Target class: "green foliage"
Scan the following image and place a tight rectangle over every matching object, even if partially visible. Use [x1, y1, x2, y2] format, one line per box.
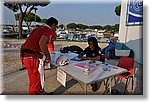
[76, 24, 88, 30]
[114, 24, 119, 32]
[66, 23, 119, 32]
[15, 12, 41, 22]
[41, 18, 48, 24]
[103, 24, 119, 32]
[15, 13, 19, 21]
[3, 0, 50, 12]
[3, 2, 18, 12]
[3, 0, 50, 38]
[103, 25, 112, 31]
[66, 23, 76, 29]
[24, 12, 41, 22]
[115, 5, 121, 16]
[89, 25, 103, 30]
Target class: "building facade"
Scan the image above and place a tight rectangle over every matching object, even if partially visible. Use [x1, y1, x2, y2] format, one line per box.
[119, 0, 143, 63]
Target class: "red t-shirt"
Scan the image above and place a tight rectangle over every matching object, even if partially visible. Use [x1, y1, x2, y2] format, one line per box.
[21, 25, 54, 53]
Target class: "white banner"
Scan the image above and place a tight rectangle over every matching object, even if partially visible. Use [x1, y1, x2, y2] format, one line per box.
[57, 68, 67, 87]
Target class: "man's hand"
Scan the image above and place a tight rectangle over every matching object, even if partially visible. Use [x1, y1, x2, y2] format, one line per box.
[45, 57, 51, 63]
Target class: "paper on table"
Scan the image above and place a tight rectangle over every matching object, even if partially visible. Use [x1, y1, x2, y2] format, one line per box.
[74, 63, 95, 69]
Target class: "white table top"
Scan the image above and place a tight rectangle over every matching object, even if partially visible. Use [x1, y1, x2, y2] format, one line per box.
[50, 51, 127, 84]
[58, 60, 127, 84]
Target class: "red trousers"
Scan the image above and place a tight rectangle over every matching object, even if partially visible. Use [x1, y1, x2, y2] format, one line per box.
[20, 55, 41, 95]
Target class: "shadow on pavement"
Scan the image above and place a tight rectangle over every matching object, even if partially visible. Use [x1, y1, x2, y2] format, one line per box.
[53, 79, 78, 95]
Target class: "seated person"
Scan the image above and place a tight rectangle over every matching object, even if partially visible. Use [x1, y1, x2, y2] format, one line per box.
[78, 37, 104, 92]
[102, 32, 117, 59]
[78, 37, 105, 62]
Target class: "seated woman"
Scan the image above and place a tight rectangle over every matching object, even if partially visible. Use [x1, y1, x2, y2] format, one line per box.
[78, 37, 105, 62]
[78, 37, 105, 92]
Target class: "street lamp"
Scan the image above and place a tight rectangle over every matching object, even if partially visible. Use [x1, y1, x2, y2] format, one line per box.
[33, 7, 38, 27]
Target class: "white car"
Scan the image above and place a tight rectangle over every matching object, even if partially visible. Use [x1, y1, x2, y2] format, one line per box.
[3, 29, 10, 33]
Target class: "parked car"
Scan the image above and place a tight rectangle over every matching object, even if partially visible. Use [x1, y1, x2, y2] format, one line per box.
[57, 33, 67, 39]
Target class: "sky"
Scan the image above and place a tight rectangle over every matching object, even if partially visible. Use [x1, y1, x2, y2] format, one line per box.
[0, 0, 121, 26]
[37, 0, 121, 26]
[1, 4, 16, 25]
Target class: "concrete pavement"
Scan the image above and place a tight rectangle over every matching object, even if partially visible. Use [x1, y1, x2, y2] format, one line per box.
[2, 59, 143, 95]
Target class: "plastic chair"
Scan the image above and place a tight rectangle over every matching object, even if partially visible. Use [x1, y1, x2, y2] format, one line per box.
[115, 57, 135, 94]
[100, 54, 106, 62]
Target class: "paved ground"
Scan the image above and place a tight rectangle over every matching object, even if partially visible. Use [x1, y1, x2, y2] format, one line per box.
[0, 39, 143, 95]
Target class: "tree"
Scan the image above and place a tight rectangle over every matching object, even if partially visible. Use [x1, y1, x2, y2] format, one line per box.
[24, 12, 41, 31]
[15, 12, 41, 31]
[24, 13, 41, 31]
[58, 24, 64, 29]
[66, 23, 77, 29]
[41, 18, 48, 24]
[115, 5, 121, 16]
[89, 25, 103, 30]
[3, 0, 50, 38]
[114, 24, 119, 32]
[103, 25, 112, 31]
[76, 24, 88, 30]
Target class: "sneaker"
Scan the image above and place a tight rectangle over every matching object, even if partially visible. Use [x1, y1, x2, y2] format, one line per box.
[45, 92, 54, 95]
[40, 90, 54, 95]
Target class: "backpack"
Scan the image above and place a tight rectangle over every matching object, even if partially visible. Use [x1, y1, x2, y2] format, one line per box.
[60, 45, 83, 54]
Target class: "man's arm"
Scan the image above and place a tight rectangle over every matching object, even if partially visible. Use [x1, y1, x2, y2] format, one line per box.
[39, 35, 51, 63]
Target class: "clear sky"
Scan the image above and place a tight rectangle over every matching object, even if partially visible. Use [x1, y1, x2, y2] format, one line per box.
[37, 0, 121, 26]
[0, 0, 121, 26]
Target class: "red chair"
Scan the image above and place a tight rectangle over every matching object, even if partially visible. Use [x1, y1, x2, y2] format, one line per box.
[115, 57, 135, 94]
[100, 54, 106, 62]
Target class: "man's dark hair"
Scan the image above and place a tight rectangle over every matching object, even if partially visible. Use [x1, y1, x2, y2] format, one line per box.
[46, 17, 58, 26]
[111, 31, 115, 35]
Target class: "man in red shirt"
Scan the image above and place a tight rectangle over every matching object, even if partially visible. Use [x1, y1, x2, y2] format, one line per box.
[20, 17, 58, 95]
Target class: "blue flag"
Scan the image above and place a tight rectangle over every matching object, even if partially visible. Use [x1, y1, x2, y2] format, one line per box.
[128, 0, 143, 23]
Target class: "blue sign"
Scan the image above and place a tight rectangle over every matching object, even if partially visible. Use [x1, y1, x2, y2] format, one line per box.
[127, 0, 143, 23]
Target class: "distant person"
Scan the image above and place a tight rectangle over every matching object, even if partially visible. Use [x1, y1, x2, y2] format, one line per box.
[102, 32, 117, 59]
[20, 17, 58, 95]
[78, 37, 105, 92]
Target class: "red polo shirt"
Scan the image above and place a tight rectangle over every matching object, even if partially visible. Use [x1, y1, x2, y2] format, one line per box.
[21, 25, 54, 53]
